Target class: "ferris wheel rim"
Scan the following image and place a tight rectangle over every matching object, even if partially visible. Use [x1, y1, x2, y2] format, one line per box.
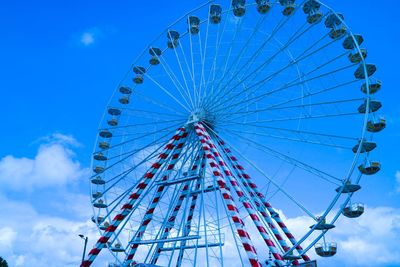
[87, 1, 382, 266]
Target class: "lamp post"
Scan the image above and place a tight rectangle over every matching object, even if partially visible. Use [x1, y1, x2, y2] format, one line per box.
[79, 234, 88, 264]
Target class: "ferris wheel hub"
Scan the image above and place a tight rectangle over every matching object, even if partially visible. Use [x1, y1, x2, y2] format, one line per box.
[187, 108, 215, 128]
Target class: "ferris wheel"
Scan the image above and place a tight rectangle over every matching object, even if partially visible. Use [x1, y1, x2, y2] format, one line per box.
[83, 0, 384, 266]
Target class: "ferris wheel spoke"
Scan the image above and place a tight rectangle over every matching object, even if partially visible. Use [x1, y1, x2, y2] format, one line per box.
[188, 24, 200, 109]
[205, 2, 308, 108]
[224, 128, 352, 150]
[176, 37, 199, 108]
[220, 111, 359, 126]
[213, 60, 357, 116]
[107, 118, 186, 132]
[134, 90, 188, 116]
[95, 124, 181, 154]
[214, 15, 267, 92]
[167, 30, 197, 109]
[267, 79, 359, 109]
[203, 9, 231, 106]
[222, 97, 363, 120]
[118, 107, 186, 119]
[93, 131, 177, 182]
[196, 15, 212, 109]
[216, 127, 341, 184]
[104, 137, 173, 162]
[211, 31, 342, 114]
[205, 9, 326, 110]
[158, 54, 196, 109]
[143, 72, 192, 112]
[212, 46, 350, 117]
[206, 15, 244, 104]
[222, 123, 357, 141]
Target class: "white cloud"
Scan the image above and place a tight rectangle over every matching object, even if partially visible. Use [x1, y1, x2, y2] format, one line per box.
[0, 133, 88, 191]
[396, 171, 400, 193]
[0, 133, 112, 266]
[81, 32, 95, 46]
[0, 193, 113, 267]
[0, 227, 17, 249]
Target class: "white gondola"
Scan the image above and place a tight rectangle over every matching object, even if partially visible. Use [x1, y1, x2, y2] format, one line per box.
[361, 78, 382, 94]
[352, 140, 376, 153]
[367, 118, 386, 132]
[93, 166, 105, 174]
[94, 199, 107, 208]
[357, 99, 382, 113]
[315, 242, 337, 257]
[329, 25, 346, 40]
[324, 13, 343, 28]
[100, 221, 109, 231]
[167, 30, 180, 49]
[91, 176, 105, 185]
[149, 47, 162, 65]
[325, 13, 346, 39]
[91, 216, 104, 224]
[303, 0, 322, 24]
[335, 181, 361, 194]
[107, 119, 118, 127]
[232, 0, 246, 17]
[119, 96, 130, 105]
[342, 203, 364, 218]
[92, 191, 103, 199]
[99, 142, 110, 150]
[349, 48, 367, 63]
[99, 129, 112, 138]
[358, 161, 381, 175]
[188, 16, 200, 34]
[133, 66, 146, 84]
[209, 4, 222, 24]
[279, 0, 295, 16]
[310, 217, 335, 230]
[256, 0, 271, 14]
[111, 243, 125, 252]
[119, 86, 132, 94]
[354, 63, 377, 79]
[108, 108, 121, 116]
[342, 34, 364, 50]
[94, 152, 107, 161]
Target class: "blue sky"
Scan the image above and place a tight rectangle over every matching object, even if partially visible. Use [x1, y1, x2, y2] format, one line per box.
[0, 0, 399, 266]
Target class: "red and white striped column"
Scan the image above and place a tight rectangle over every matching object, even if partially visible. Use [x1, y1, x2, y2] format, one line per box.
[81, 127, 187, 267]
[194, 123, 263, 267]
[197, 123, 285, 266]
[215, 135, 311, 263]
[125, 130, 190, 264]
